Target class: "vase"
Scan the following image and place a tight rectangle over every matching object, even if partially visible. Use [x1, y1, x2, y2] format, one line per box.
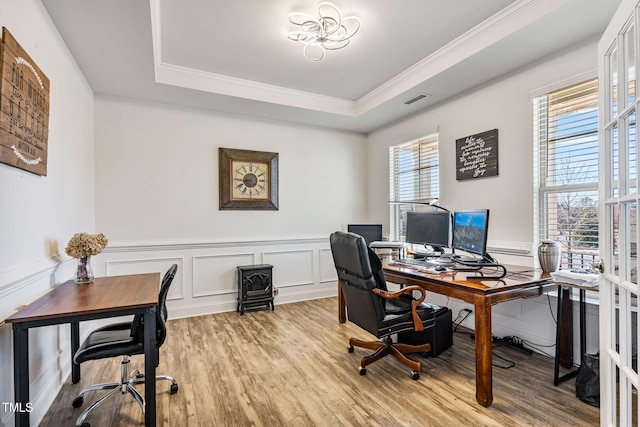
[75, 255, 94, 284]
[538, 240, 561, 273]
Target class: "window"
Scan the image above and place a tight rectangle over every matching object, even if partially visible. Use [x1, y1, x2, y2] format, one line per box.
[389, 134, 439, 241]
[533, 78, 600, 269]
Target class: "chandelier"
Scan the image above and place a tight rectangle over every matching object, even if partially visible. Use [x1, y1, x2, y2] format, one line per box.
[287, 2, 361, 62]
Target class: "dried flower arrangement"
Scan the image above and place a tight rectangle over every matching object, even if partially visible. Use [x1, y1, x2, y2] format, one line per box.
[65, 232, 108, 259]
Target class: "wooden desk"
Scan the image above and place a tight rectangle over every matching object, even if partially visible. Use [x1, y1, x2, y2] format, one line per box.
[5, 273, 160, 427]
[337, 261, 551, 407]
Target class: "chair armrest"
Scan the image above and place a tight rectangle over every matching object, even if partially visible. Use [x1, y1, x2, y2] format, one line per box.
[373, 286, 426, 331]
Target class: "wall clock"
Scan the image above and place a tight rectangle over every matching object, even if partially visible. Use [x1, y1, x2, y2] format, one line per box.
[218, 147, 279, 210]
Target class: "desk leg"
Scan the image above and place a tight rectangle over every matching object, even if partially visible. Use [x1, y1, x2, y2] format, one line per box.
[553, 285, 564, 385]
[71, 321, 80, 383]
[554, 285, 581, 385]
[579, 289, 586, 364]
[474, 296, 493, 407]
[12, 323, 29, 427]
[144, 307, 157, 427]
[338, 281, 346, 324]
[559, 286, 574, 368]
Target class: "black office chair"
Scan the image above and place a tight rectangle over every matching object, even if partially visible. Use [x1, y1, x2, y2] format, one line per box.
[330, 231, 435, 379]
[71, 264, 179, 427]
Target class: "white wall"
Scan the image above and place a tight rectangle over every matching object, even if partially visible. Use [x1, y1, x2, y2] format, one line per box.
[92, 96, 366, 317]
[94, 96, 367, 241]
[366, 39, 600, 357]
[368, 40, 598, 246]
[0, 0, 95, 425]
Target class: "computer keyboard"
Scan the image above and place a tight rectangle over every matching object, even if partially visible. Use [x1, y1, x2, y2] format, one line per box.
[393, 258, 455, 268]
[392, 258, 428, 267]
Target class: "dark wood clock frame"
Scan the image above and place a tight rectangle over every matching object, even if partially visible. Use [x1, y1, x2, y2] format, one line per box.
[218, 147, 279, 210]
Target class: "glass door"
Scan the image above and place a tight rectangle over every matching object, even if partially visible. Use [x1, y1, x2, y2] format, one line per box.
[599, 0, 640, 425]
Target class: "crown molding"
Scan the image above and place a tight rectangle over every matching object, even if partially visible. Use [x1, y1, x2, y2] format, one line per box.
[154, 62, 357, 115]
[150, 0, 568, 117]
[355, 0, 569, 113]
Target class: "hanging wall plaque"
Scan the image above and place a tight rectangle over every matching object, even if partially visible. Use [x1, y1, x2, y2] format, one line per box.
[456, 129, 498, 181]
[0, 27, 50, 176]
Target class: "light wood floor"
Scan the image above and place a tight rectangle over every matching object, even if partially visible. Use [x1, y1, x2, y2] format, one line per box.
[40, 297, 598, 426]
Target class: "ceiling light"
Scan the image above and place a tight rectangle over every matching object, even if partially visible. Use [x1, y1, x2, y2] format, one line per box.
[287, 2, 361, 62]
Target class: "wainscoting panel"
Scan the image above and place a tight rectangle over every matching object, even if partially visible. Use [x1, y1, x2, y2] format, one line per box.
[192, 253, 255, 298]
[319, 248, 338, 283]
[105, 257, 185, 300]
[95, 237, 337, 319]
[263, 249, 314, 288]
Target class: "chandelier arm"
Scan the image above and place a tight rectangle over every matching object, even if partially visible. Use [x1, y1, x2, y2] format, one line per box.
[320, 18, 342, 38]
[288, 12, 320, 26]
[287, 31, 315, 42]
[339, 16, 360, 37]
[324, 25, 350, 43]
[319, 17, 340, 37]
[318, 2, 342, 23]
[323, 39, 350, 50]
[303, 42, 325, 62]
[301, 21, 321, 33]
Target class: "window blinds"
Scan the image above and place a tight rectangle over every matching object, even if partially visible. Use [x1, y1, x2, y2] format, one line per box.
[389, 134, 439, 203]
[389, 134, 439, 240]
[534, 78, 599, 269]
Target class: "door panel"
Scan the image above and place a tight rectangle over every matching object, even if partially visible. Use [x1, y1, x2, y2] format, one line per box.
[599, 0, 640, 425]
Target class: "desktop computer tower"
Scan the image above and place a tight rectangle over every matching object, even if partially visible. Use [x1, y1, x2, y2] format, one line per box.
[397, 303, 453, 357]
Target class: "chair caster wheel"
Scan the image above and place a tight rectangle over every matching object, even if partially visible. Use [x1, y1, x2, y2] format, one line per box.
[411, 371, 420, 380]
[170, 383, 179, 394]
[359, 366, 367, 375]
[72, 396, 84, 408]
[348, 346, 354, 353]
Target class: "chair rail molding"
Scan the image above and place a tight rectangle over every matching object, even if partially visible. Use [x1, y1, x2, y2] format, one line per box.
[103, 236, 329, 252]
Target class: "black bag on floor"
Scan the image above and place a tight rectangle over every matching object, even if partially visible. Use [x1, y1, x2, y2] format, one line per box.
[575, 353, 599, 407]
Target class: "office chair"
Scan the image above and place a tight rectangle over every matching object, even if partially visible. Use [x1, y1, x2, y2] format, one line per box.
[71, 264, 179, 427]
[330, 231, 435, 379]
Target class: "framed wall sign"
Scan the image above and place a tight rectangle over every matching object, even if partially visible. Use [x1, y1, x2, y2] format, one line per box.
[0, 27, 50, 176]
[456, 129, 498, 181]
[218, 147, 279, 210]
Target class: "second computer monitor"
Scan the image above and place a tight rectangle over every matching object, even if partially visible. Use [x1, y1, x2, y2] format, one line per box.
[405, 211, 451, 253]
[347, 224, 383, 246]
[452, 209, 490, 257]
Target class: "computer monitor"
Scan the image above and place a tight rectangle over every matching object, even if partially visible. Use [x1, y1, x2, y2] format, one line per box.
[405, 211, 451, 253]
[347, 224, 383, 246]
[452, 209, 490, 258]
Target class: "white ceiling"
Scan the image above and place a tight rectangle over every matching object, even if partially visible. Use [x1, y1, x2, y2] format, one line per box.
[41, 0, 621, 134]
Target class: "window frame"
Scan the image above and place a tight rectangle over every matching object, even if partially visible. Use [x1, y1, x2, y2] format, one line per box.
[533, 77, 600, 270]
[389, 133, 439, 241]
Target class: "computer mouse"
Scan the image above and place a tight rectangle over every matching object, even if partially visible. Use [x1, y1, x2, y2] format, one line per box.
[435, 265, 446, 272]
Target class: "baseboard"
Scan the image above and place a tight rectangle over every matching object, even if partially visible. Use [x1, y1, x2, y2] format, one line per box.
[169, 286, 337, 320]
